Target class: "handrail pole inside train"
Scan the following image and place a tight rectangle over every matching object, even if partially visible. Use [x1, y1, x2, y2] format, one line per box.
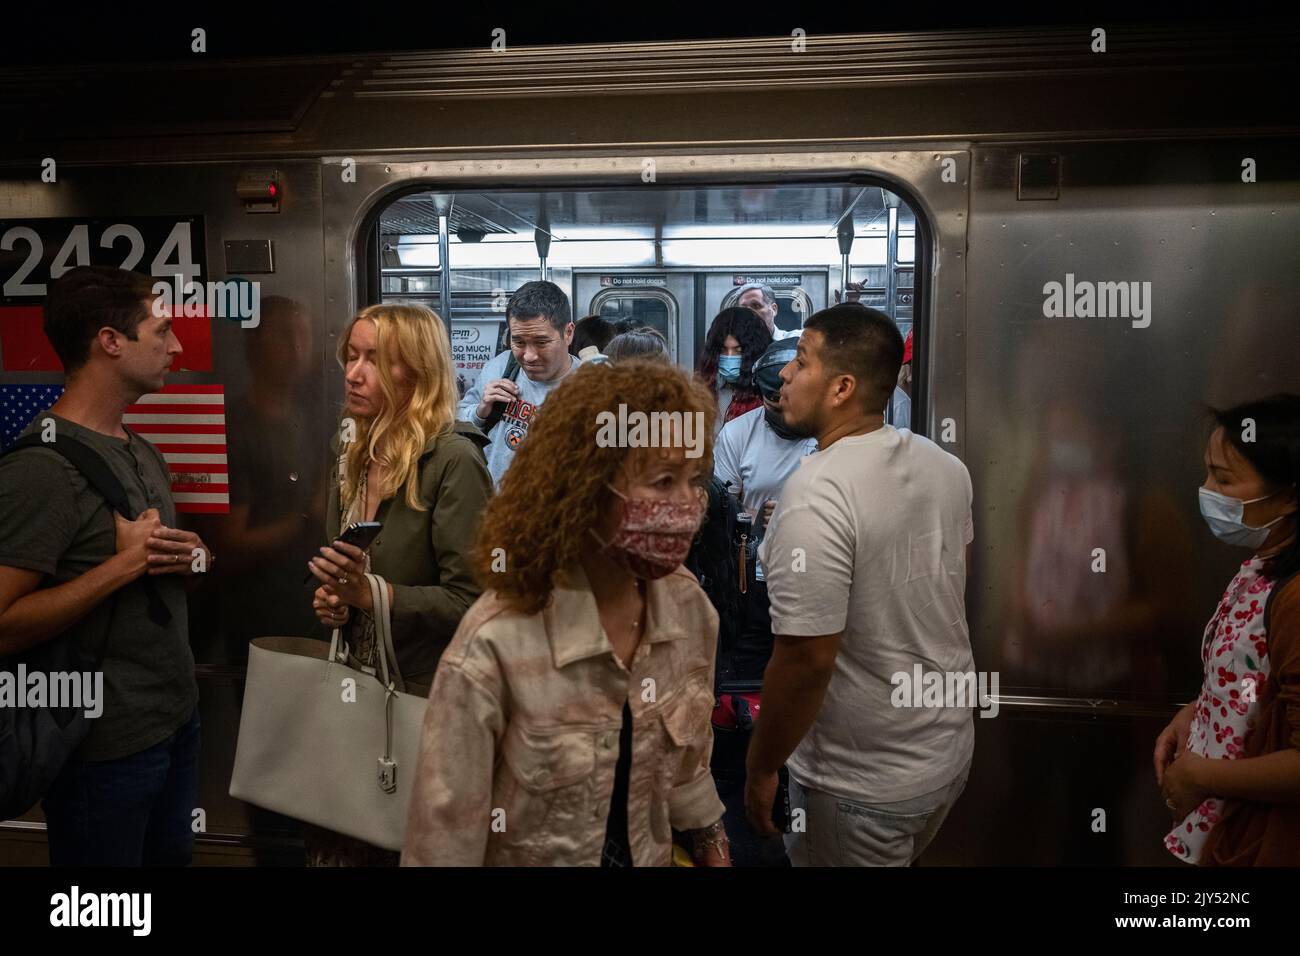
[535, 223, 551, 282]
[884, 189, 900, 324]
[437, 209, 452, 329]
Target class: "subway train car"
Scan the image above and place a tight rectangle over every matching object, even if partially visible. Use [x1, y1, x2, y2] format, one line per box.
[1, 24, 1297, 866]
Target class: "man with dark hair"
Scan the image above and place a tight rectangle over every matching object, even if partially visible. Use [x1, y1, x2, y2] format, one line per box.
[458, 280, 577, 485]
[569, 314, 615, 361]
[0, 265, 208, 865]
[743, 304, 975, 866]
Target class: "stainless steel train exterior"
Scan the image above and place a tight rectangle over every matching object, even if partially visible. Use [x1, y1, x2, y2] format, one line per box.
[2, 25, 1298, 864]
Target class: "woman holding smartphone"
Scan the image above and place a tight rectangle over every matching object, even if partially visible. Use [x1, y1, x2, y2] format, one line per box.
[306, 302, 493, 865]
[403, 360, 731, 867]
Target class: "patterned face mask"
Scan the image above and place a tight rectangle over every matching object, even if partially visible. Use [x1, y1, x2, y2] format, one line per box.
[590, 484, 706, 579]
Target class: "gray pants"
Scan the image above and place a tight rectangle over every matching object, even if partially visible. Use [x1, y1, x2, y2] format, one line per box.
[784, 758, 971, 867]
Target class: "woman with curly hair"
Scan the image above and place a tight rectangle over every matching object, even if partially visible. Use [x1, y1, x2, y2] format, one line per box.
[697, 306, 772, 437]
[402, 361, 731, 867]
[305, 302, 494, 866]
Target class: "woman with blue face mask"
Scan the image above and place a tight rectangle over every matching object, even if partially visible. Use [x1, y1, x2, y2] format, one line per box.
[696, 307, 772, 438]
[1154, 393, 1300, 865]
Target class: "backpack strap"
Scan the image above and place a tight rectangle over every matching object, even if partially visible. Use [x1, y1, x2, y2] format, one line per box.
[480, 352, 522, 433]
[1264, 567, 1300, 638]
[3, 433, 173, 627]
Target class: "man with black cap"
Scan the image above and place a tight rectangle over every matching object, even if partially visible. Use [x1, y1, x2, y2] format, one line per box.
[709, 337, 817, 865]
[715, 337, 818, 571]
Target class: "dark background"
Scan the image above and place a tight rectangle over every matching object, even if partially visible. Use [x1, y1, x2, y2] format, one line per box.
[4, 1, 1293, 65]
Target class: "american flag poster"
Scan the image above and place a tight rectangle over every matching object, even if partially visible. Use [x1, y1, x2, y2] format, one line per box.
[0, 383, 230, 514]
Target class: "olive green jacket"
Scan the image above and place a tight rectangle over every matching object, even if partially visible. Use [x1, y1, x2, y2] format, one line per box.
[327, 421, 493, 686]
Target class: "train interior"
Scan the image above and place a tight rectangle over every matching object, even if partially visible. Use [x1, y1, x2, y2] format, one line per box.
[371, 183, 917, 388]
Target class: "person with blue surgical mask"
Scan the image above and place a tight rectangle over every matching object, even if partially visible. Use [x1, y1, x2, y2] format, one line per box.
[1154, 393, 1300, 866]
[697, 307, 772, 438]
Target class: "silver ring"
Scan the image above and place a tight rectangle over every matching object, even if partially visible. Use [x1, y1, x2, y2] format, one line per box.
[338, 574, 348, 585]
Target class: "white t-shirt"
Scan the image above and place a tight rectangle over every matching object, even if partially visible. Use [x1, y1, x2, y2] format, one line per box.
[713, 407, 817, 579]
[773, 326, 802, 341]
[715, 385, 734, 437]
[759, 425, 975, 803]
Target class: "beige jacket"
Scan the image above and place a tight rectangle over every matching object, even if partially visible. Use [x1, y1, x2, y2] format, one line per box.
[401, 563, 724, 866]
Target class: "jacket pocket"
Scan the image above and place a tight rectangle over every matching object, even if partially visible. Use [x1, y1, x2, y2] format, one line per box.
[660, 684, 714, 749]
[495, 724, 596, 863]
[501, 724, 596, 792]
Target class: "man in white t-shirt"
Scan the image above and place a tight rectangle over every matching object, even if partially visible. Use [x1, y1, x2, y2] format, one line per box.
[744, 304, 975, 866]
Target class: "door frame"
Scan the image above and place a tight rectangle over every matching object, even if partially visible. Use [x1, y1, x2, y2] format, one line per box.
[322, 148, 970, 454]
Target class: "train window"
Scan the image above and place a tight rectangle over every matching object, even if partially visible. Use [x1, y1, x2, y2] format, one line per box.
[850, 265, 914, 332]
[589, 289, 679, 360]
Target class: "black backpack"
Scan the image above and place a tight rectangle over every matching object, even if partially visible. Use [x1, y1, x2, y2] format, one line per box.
[685, 476, 747, 660]
[0, 432, 170, 820]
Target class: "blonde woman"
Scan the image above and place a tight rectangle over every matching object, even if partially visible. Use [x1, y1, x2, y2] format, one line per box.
[306, 303, 494, 866]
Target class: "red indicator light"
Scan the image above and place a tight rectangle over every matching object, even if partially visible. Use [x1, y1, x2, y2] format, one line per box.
[268, 183, 278, 197]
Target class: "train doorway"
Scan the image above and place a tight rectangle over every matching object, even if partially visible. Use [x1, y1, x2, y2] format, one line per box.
[363, 182, 923, 430]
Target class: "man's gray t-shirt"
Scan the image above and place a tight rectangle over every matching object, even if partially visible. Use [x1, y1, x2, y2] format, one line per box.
[457, 351, 579, 486]
[0, 412, 197, 761]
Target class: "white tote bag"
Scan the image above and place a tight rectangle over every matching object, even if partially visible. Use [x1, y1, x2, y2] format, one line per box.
[230, 573, 428, 851]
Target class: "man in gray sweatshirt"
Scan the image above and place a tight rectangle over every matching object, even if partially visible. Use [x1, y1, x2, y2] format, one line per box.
[458, 281, 579, 486]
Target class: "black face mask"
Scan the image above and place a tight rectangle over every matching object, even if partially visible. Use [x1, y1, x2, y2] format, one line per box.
[763, 403, 805, 441]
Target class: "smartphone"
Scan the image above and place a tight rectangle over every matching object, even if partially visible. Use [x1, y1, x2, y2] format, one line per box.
[772, 764, 792, 833]
[304, 521, 382, 583]
[335, 521, 383, 551]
